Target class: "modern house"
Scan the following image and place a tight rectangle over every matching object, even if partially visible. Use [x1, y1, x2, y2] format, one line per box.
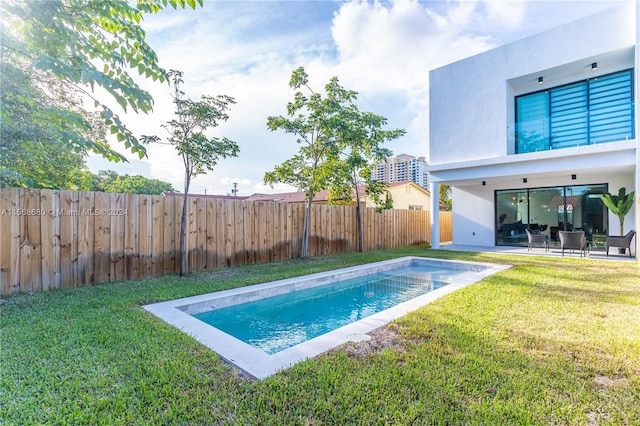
[427, 1, 639, 256]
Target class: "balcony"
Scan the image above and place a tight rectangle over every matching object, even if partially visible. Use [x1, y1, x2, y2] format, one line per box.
[515, 99, 635, 154]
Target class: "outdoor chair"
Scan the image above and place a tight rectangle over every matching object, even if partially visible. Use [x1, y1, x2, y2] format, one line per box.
[583, 224, 595, 248]
[559, 231, 588, 258]
[605, 230, 636, 258]
[526, 228, 548, 252]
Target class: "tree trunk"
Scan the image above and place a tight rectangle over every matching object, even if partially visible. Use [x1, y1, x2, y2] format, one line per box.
[301, 197, 312, 259]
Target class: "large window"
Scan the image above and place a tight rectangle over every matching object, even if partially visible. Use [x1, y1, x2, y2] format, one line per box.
[496, 184, 607, 247]
[515, 70, 634, 153]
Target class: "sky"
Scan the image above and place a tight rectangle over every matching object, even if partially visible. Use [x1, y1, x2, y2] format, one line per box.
[86, 0, 626, 196]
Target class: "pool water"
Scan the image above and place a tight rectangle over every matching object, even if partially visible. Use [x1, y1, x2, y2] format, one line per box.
[193, 265, 449, 354]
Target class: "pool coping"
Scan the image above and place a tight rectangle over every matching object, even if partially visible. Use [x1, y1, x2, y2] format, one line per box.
[143, 256, 511, 379]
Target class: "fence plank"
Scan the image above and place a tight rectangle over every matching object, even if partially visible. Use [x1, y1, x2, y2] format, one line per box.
[151, 196, 164, 277]
[78, 191, 95, 285]
[205, 199, 217, 270]
[246, 201, 256, 264]
[125, 194, 139, 280]
[215, 199, 225, 268]
[39, 190, 58, 291]
[20, 189, 42, 293]
[223, 200, 234, 267]
[278, 203, 288, 260]
[110, 192, 125, 281]
[196, 196, 206, 271]
[138, 195, 152, 278]
[234, 201, 245, 265]
[174, 196, 182, 274]
[163, 195, 175, 276]
[54, 191, 72, 288]
[0, 190, 8, 290]
[93, 193, 110, 283]
[187, 196, 197, 272]
[0, 188, 20, 293]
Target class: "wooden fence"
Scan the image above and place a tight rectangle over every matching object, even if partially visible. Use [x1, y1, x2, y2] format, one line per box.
[0, 188, 452, 295]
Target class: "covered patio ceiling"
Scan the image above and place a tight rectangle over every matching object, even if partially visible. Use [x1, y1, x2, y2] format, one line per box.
[428, 141, 636, 188]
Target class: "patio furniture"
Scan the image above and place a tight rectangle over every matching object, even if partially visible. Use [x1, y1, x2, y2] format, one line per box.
[559, 231, 588, 258]
[605, 230, 636, 258]
[526, 228, 548, 252]
[583, 224, 595, 248]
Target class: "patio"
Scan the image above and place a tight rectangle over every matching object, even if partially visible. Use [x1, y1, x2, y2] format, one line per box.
[438, 242, 636, 261]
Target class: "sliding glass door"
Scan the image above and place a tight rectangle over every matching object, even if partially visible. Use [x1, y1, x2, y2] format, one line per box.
[496, 184, 607, 247]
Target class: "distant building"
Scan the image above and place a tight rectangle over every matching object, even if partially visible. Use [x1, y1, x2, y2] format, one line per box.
[365, 181, 433, 211]
[247, 189, 363, 206]
[163, 192, 249, 200]
[166, 184, 439, 210]
[372, 154, 429, 189]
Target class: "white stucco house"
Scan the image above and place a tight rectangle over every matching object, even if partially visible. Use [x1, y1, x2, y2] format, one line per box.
[427, 1, 639, 257]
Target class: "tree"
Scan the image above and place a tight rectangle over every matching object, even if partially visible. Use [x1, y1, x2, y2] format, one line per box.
[0, 55, 106, 189]
[1, 0, 202, 161]
[600, 187, 635, 236]
[439, 184, 452, 211]
[327, 105, 405, 251]
[376, 191, 394, 213]
[265, 67, 357, 259]
[142, 70, 239, 276]
[90, 170, 175, 194]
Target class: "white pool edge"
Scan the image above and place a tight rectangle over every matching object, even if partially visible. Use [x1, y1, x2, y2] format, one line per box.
[143, 256, 511, 379]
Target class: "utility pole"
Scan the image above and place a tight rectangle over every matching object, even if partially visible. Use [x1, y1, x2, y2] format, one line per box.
[231, 182, 238, 197]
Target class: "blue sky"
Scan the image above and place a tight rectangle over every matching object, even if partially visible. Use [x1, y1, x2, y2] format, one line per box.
[87, 0, 624, 196]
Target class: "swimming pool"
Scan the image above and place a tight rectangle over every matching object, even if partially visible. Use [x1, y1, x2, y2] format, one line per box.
[144, 256, 509, 379]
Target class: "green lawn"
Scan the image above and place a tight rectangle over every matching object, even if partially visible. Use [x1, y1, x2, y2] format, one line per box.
[1, 247, 639, 425]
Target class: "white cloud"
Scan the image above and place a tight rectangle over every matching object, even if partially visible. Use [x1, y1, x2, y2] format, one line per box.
[482, 1, 526, 28]
[327, 0, 499, 160]
[85, 0, 621, 197]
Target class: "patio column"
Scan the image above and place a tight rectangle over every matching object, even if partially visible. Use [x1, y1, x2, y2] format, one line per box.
[430, 181, 440, 249]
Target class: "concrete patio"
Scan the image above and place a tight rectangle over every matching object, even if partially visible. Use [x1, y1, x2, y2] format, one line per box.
[436, 243, 637, 262]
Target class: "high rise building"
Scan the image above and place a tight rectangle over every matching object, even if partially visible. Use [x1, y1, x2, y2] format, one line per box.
[372, 154, 429, 189]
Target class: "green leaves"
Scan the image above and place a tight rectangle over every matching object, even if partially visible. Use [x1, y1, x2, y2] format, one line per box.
[0, 56, 127, 189]
[1, 0, 203, 160]
[265, 67, 405, 256]
[99, 173, 176, 194]
[600, 187, 635, 235]
[145, 69, 239, 182]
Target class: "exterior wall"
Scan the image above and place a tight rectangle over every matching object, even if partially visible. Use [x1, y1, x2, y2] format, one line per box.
[451, 186, 495, 246]
[388, 184, 431, 210]
[429, 2, 636, 166]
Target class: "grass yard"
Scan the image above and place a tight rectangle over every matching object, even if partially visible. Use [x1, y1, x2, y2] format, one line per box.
[1, 247, 639, 425]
